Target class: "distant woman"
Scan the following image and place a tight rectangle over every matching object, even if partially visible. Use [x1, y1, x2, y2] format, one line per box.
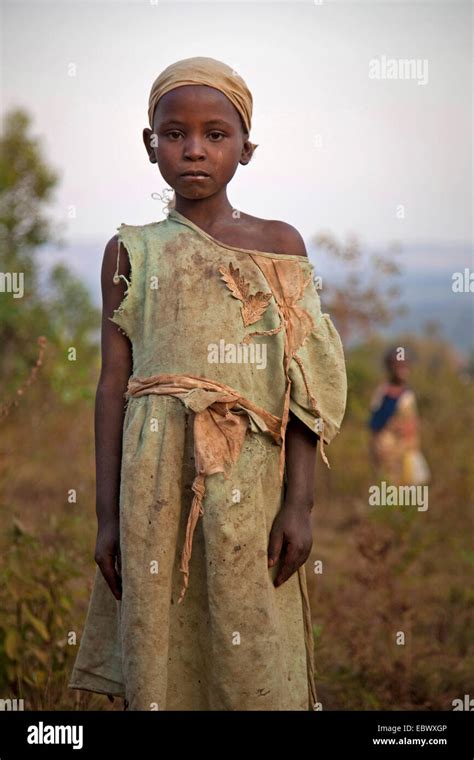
[369, 346, 430, 486]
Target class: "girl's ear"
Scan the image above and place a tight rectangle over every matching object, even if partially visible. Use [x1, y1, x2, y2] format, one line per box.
[249, 142, 259, 161]
[240, 140, 258, 166]
[143, 127, 157, 164]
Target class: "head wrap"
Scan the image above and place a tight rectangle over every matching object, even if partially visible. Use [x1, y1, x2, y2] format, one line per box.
[148, 56, 258, 152]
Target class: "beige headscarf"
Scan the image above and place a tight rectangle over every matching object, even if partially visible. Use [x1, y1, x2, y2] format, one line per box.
[148, 57, 258, 209]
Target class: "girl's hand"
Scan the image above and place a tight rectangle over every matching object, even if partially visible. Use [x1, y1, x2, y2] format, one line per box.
[267, 503, 313, 588]
[95, 518, 122, 600]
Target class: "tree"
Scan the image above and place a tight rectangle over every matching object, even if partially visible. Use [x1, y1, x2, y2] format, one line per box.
[0, 109, 59, 380]
[0, 109, 60, 275]
[311, 232, 406, 345]
[0, 108, 99, 399]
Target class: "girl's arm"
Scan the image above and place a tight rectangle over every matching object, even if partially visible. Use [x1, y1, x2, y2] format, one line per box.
[267, 411, 318, 588]
[263, 225, 318, 587]
[93, 236, 132, 601]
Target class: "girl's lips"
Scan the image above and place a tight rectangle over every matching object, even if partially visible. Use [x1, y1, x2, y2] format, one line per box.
[180, 174, 210, 181]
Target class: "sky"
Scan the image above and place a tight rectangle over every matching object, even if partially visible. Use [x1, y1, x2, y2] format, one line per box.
[1, 1, 473, 357]
[1, 0, 472, 251]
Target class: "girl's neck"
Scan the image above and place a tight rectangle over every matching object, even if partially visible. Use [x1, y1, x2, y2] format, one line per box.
[174, 193, 236, 231]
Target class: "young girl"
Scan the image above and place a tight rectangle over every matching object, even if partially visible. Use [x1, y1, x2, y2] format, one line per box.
[69, 56, 347, 711]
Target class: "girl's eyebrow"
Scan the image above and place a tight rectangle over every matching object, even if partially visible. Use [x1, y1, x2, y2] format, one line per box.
[160, 118, 233, 128]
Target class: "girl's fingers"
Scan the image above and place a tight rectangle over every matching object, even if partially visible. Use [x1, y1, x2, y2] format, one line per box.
[267, 526, 284, 567]
[100, 555, 122, 600]
[274, 543, 300, 587]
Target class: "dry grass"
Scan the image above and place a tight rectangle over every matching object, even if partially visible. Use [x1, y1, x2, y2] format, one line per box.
[1, 340, 472, 710]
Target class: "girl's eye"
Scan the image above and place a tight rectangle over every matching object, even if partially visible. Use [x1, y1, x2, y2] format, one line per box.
[164, 130, 225, 141]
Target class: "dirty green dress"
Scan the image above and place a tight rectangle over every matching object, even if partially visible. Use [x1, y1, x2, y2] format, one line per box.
[68, 207, 347, 711]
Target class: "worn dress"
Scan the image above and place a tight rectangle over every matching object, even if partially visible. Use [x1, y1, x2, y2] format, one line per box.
[68, 208, 347, 711]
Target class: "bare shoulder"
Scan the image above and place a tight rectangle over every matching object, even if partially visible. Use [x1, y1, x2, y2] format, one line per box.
[266, 220, 308, 257]
[242, 213, 308, 257]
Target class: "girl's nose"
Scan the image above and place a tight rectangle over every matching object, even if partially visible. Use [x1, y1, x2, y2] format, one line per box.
[183, 137, 206, 159]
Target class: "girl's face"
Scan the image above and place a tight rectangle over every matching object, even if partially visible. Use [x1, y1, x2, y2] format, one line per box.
[143, 84, 254, 201]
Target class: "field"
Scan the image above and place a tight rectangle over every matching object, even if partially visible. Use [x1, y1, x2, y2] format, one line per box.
[1, 334, 472, 711]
